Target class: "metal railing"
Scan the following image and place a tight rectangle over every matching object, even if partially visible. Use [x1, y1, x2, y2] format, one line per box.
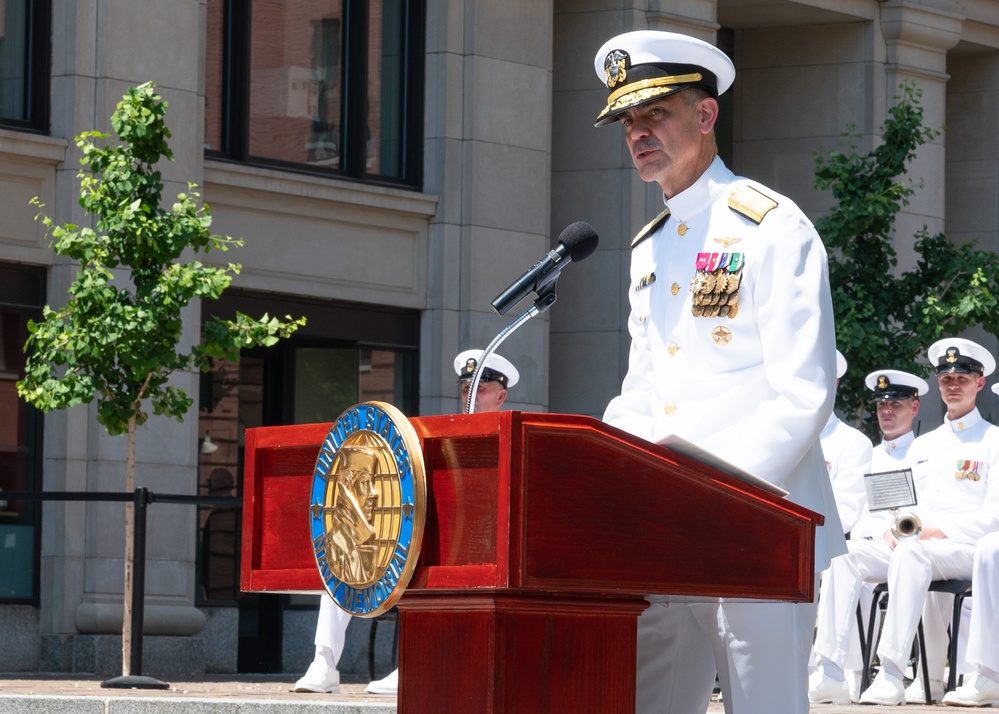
[4, 487, 241, 688]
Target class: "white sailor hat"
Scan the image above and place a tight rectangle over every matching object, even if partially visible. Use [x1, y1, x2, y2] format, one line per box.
[835, 350, 847, 380]
[453, 349, 519, 389]
[593, 30, 735, 127]
[864, 369, 929, 402]
[928, 338, 995, 378]
[992, 383, 999, 396]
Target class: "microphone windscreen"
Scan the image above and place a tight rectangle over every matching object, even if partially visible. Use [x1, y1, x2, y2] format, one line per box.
[557, 222, 599, 262]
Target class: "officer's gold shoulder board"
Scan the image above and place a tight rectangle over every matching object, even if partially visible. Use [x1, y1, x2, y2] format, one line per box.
[728, 185, 778, 224]
[631, 208, 671, 248]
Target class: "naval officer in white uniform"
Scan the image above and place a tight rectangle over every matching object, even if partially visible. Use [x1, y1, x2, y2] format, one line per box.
[811, 338, 999, 706]
[594, 30, 843, 714]
[942, 381, 999, 708]
[810, 368, 928, 704]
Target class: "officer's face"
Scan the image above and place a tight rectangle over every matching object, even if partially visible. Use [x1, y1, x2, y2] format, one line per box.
[461, 380, 507, 413]
[876, 398, 919, 440]
[937, 372, 985, 417]
[619, 93, 718, 198]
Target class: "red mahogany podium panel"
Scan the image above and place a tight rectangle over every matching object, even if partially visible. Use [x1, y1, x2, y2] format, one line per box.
[241, 411, 823, 713]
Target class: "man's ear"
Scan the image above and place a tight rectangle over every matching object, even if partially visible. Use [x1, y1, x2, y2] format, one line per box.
[912, 399, 920, 417]
[698, 97, 720, 135]
[496, 389, 507, 407]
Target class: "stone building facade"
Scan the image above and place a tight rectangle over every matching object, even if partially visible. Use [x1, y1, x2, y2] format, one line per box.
[0, 0, 997, 675]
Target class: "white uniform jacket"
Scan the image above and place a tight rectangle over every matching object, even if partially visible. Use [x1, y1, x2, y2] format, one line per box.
[820, 413, 874, 534]
[604, 156, 844, 571]
[906, 408, 999, 544]
[851, 430, 917, 540]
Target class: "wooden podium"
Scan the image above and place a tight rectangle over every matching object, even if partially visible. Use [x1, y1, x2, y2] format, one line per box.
[242, 411, 823, 713]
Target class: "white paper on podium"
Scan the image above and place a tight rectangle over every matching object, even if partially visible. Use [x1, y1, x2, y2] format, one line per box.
[657, 434, 789, 498]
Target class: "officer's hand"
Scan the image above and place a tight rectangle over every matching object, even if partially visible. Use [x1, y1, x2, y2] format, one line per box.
[883, 529, 899, 550]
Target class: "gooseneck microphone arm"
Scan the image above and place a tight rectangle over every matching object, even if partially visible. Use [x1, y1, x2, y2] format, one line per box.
[463, 307, 537, 414]
[466, 222, 599, 414]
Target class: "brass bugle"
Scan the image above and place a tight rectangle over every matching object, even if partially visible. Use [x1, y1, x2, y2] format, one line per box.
[891, 510, 922, 540]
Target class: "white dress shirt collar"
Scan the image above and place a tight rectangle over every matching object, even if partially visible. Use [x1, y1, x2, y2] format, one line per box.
[662, 155, 730, 221]
[944, 406, 982, 433]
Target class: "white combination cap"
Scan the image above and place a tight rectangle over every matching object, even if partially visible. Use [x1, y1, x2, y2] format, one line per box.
[864, 369, 929, 401]
[593, 30, 735, 126]
[453, 349, 519, 389]
[928, 338, 995, 378]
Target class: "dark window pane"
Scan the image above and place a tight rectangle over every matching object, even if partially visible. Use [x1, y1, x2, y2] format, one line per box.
[205, 0, 225, 152]
[368, 0, 407, 178]
[0, 265, 45, 602]
[205, 0, 422, 186]
[0, 1, 30, 122]
[248, 0, 344, 168]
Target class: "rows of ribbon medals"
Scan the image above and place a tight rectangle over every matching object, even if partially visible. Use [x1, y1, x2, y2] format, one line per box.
[955, 460, 982, 481]
[690, 252, 744, 318]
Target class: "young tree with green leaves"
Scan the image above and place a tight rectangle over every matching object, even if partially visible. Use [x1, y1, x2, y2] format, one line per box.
[17, 82, 305, 677]
[815, 81, 999, 436]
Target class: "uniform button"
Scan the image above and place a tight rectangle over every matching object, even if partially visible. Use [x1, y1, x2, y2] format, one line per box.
[668, 343, 679, 356]
[677, 224, 687, 236]
[664, 403, 676, 415]
[638, 315, 645, 323]
[671, 282, 679, 295]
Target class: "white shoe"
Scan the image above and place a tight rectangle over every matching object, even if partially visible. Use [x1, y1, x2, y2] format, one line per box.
[809, 672, 851, 705]
[293, 656, 340, 693]
[859, 669, 906, 706]
[366, 668, 398, 695]
[906, 677, 945, 704]
[943, 673, 999, 707]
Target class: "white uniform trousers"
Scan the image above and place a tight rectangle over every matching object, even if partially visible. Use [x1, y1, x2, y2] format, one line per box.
[637, 583, 818, 714]
[315, 595, 351, 660]
[811, 573, 876, 674]
[814, 540, 888, 670]
[876, 539, 975, 671]
[813, 539, 973, 674]
[966, 531, 999, 674]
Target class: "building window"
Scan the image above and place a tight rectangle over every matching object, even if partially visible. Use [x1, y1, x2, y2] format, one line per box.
[206, 0, 425, 188]
[0, 265, 45, 602]
[0, 0, 50, 131]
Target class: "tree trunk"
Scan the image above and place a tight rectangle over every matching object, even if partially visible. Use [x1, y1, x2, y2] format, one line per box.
[122, 415, 137, 676]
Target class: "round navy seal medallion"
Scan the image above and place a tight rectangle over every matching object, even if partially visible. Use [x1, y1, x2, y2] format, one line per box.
[309, 401, 426, 617]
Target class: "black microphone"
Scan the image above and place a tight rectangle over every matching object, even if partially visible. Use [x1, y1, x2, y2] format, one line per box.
[490, 222, 599, 315]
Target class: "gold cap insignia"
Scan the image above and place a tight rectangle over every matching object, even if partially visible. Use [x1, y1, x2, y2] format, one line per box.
[946, 348, 959, 364]
[604, 50, 628, 88]
[877, 375, 889, 390]
[465, 358, 477, 372]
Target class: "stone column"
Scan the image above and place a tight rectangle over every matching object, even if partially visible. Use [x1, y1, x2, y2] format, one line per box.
[879, 0, 963, 272]
[420, 0, 555, 417]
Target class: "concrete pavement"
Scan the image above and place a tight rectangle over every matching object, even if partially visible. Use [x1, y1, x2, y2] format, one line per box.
[0, 674, 963, 712]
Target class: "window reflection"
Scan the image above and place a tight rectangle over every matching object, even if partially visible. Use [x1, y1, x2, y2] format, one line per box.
[0, 305, 40, 600]
[204, 0, 422, 185]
